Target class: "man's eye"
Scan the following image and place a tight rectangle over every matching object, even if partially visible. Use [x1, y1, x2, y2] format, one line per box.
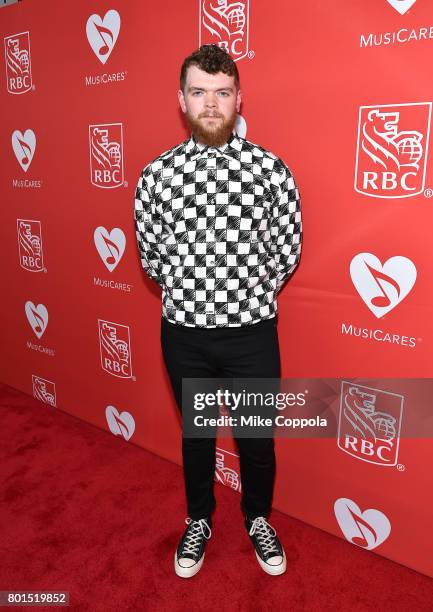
[192, 91, 203, 96]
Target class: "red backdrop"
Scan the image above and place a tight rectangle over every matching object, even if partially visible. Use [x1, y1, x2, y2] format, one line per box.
[1, 0, 432, 577]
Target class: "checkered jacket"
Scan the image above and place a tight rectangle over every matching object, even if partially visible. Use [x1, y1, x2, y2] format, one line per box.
[134, 133, 302, 328]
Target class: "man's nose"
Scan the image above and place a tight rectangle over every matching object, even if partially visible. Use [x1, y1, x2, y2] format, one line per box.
[204, 93, 217, 108]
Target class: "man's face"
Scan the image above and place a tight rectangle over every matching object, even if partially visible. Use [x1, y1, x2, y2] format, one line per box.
[178, 65, 241, 147]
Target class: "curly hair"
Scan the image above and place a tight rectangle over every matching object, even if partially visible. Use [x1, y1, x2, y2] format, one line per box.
[180, 44, 240, 92]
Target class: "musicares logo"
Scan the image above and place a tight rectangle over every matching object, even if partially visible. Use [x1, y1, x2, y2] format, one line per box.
[105, 405, 135, 440]
[4, 31, 32, 94]
[386, 0, 416, 14]
[354, 103, 431, 198]
[350, 253, 416, 318]
[12, 129, 35, 172]
[360, 1, 427, 49]
[334, 498, 391, 550]
[94, 226, 125, 272]
[199, 0, 251, 61]
[25, 301, 48, 339]
[86, 10, 120, 64]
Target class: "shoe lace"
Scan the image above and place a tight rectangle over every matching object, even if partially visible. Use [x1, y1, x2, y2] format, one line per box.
[248, 517, 280, 556]
[180, 518, 212, 556]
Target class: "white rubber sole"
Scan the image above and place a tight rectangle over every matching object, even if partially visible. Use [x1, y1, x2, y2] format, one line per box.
[255, 550, 287, 576]
[174, 552, 205, 578]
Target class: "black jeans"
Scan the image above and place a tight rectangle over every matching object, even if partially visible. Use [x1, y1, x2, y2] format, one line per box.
[160, 315, 281, 521]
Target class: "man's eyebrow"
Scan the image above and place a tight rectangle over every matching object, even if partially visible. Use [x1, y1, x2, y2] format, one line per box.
[188, 86, 234, 92]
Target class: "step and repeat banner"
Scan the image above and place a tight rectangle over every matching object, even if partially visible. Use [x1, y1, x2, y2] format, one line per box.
[1, 0, 433, 577]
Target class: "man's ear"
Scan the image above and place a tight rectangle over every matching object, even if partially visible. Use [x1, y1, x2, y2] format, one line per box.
[236, 88, 242, 113]
[178, 89, 187, 114]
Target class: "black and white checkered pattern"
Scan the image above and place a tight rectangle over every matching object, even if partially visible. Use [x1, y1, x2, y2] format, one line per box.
[134, 133, 302, 328]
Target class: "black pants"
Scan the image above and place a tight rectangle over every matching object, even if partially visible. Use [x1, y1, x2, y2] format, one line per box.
[160, 316, 281, 521]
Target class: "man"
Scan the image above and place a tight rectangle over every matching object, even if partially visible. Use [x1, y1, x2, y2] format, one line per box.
[134, 44, 302, 578]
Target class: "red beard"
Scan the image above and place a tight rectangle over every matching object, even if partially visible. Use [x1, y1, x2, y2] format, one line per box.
[185, 110, 237, 147]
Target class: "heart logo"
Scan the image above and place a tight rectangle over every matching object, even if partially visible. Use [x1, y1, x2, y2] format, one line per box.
[25, 301, 48, 339]
[105, 406, 135, 440]
[94, 226, 126, 272]
[334, 498, 391, 550]
[12, 130, 36, 172]
[386, 0, 417, 15]
[350, 253, 416, 318]
[86, 10, 121, 65]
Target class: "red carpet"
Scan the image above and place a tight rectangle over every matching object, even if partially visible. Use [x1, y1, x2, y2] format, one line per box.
[1, 382, 433, 611]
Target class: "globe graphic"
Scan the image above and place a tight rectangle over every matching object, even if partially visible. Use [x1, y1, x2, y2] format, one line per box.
[107, 144, 121, 166]
[398, 137, 422, 165]
[374, 416, 396, 440]
[19, 51, 29, 71]
[227, 8, 245, 32]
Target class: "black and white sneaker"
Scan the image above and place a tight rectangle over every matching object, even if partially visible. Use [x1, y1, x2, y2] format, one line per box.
[174, 517, 212, 578]
[245, 516, 287, 576]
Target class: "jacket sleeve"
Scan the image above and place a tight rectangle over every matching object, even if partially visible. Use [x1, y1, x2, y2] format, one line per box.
[134, 168, 163, 286]
[268, 164, 302, 292]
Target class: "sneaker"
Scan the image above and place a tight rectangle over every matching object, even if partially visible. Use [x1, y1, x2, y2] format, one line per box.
[245, 516, 287, 576]
[174, 517, 212, 578]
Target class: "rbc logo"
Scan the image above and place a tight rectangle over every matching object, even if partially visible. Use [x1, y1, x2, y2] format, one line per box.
[17, 219, 44, 272]
[215, 447, 242, 492]
[354, 103, 431, 198]
[89, 123, 124, 188]
[4, 31, 32, 94]
[32, 375, 56, 407]
[98, 319, 132, 378]
[338, 381, 404, 466]
[199, 0, 250, 61]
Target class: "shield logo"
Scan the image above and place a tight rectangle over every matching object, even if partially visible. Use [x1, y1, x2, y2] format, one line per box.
[17, 219, 44, 272]
[199, 0, 250, 61]
[354, 103, 431, 198]
[98, 319, 132, 378]
[338, 381, 404, 466]
[32, 375, 56, 407]
[215, 447, 242, 491]
[4, 31, 32, 94]
[89, 123, 124, 189]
